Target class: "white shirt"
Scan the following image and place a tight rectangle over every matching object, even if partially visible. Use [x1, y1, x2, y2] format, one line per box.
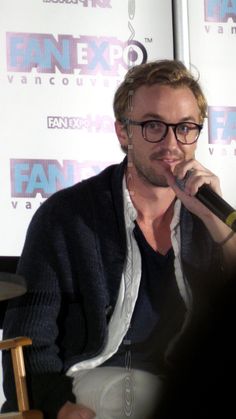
[66, 176, 193, 418]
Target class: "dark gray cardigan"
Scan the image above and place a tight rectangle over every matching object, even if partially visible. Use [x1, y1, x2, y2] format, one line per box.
[1, 159, 223, 418]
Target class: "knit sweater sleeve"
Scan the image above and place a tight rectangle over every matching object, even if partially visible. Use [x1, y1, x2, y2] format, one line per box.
[1, 196, 77, 418]
[1, 162, 125, 418]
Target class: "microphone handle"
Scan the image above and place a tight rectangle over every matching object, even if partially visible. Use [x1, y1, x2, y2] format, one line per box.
[196, 184, 236, 232]
[175, 176, 236, 232]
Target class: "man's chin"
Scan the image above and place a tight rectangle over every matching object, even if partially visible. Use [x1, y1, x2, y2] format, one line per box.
[151, 179, 170, 188]
[137, 170, 170, 188]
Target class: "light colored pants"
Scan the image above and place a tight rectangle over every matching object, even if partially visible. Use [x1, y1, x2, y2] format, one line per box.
[72, 366, 164, 419]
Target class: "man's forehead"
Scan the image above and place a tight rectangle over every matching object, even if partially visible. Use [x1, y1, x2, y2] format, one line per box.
[130, 84, 201, 121]
[132, 84, 198, 107]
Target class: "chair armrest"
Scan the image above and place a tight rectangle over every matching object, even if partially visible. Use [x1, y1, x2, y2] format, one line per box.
[0, 337, 32, 351]
[0, 337, 32, 411]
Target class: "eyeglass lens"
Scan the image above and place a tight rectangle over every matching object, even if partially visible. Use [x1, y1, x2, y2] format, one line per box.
[143, 121, 200, 143]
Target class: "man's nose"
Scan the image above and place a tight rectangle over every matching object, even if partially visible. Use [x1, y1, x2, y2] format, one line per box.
[161, 126, 178, 147]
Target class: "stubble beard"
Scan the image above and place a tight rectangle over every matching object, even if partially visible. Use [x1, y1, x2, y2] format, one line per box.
[131, 154, 170, 188]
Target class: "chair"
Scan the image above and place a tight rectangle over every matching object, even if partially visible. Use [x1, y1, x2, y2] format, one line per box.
[0, 336, 43, 419]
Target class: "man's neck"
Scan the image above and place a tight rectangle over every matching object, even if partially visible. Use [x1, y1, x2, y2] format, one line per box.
[125, 170, 176, 225]
[126, 173, 176, 254]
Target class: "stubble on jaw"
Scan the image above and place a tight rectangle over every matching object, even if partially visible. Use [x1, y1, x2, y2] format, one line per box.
[136, 163, 170, 188]
[130, 150, 184, 189]
[128, 152, 170, 188]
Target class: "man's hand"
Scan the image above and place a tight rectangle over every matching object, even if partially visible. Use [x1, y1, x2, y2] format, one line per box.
[164, 158, 222, 220]
[57, 401, 96, 419]
[165, 159, 236, 267]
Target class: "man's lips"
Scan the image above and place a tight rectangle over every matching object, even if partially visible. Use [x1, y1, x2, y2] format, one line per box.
[154, 158, 181, 166]
[161, 159, 179, 163]
[150, 152, 182, 162]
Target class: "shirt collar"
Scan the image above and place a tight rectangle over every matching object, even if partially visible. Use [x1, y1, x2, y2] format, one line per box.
[122, 175, 137, 227]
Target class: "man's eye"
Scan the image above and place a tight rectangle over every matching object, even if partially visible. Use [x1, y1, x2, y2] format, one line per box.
[178, 124, 190, 134]
[146, 121, 163, 130]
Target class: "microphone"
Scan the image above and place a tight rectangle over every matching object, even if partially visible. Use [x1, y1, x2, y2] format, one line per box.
[175, 175, 236, 232]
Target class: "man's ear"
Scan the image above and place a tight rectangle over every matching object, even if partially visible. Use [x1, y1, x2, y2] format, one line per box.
[114, 120, 128, 149]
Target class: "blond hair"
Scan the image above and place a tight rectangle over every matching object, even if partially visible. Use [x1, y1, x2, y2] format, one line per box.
[113, 60, 207, 123]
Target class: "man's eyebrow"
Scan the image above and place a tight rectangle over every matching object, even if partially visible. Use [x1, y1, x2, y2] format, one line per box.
[139, 113, 163, 119]
[140, 113, 199, 122]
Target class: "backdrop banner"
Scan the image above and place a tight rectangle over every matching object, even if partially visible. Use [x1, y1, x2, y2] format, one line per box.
[0, 0, 173, 256]
[187, 0, 236, 208]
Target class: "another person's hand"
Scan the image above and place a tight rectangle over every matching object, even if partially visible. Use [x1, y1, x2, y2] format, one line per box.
[57, 401, 96, 419]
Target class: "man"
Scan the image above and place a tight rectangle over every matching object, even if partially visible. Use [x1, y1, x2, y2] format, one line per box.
[2, 60, 236, 419]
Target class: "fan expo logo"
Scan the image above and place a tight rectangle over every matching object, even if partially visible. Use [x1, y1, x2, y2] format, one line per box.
[43, 0, 111, 7]
[205, 0, 236, 34]
[10, 159, 110, 207]
[6, 32, 147, 87]
[47, 115, 114, 131]
[208, 106, 236, 156]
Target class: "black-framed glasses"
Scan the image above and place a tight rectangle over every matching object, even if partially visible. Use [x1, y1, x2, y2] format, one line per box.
[120, 118, 203, 145]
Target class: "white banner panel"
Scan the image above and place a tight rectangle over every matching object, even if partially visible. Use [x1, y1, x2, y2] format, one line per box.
[187, 0, 236, 208]
[0, 0, 174, 257]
